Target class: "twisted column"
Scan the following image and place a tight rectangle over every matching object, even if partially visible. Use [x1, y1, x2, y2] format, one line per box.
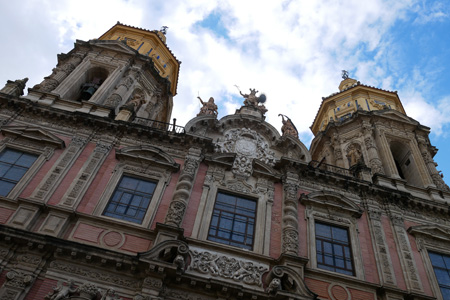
[165, 148, 203, 227]
[281, 172, 300, 255]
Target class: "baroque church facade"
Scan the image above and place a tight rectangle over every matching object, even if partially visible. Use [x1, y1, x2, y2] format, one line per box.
[0, 23, 449, 300]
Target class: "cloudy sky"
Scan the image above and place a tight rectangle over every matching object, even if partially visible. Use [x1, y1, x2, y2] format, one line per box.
[1, 0, 449, 181]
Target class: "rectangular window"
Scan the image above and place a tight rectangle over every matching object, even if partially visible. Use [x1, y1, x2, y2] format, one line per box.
[208, 192, 256, 250]
[315, 222, 354, 276]
[0, 149, 38, 197]
[429, 252, 450, 299]
[103, 175, 156, 224]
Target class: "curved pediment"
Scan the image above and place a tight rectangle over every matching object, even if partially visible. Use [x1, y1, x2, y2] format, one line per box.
[300, 191, 362, 217]
[1, 126, 65, 148]
[116, 145, 179, 171]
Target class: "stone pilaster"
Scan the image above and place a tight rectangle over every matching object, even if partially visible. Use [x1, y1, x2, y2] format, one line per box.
[418, 140, 449, 191]
[164, 147, 203, 228]
[389, 211, 423, 293]
[33, 53, 85, 92]
[61, 140, 113, 208]
[366, 207, 396, 286]
[31, 136, 88, 202]
[104, 71, 135, 108]
[281, 172, 300, 255]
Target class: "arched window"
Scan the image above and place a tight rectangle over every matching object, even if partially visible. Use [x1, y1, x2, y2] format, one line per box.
[78, 67, 109, 101]
[389, 141, 422, 186]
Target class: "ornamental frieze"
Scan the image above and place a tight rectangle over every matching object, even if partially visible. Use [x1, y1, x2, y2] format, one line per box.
[188, 248, 268, 287]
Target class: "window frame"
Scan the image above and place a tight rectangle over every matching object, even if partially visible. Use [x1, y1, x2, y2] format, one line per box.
[314, 221, 355, 276]
[103, 174, 158, 224]
[0, 137, 54, 199]
[302, 191, 364, 279]
[191, 164, 275, 255]
[408, 225, 450, 300]
[428, 251, 450, 299]
[207, 191, 258, 250]
[93, 162, 170, 228]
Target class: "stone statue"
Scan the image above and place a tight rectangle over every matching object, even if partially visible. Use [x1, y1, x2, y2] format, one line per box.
[197, 96, 218, 116]
[347, 144, 362, 166]
[279, 114, 298, 138]
[128, 91, 146, 111]
[45, 279, 77, 300]
[238, 87, 268, 115]
[240, 88, 259, 107]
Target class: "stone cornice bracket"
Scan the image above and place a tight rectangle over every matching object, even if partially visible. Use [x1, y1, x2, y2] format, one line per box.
[164, 147, 203, 227]
[139, 238, 189, 274]
[265, 265, 317, 299]
[281, 171, 300, 256]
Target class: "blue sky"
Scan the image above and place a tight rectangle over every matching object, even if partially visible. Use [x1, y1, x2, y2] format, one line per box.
[0, 0, 449, 183]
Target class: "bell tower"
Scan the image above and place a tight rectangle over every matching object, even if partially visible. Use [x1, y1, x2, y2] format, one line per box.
[310, 73, 449, 195]
[24, 22, 181, 124]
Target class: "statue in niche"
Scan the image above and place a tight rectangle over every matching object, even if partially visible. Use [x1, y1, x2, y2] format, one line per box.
[347, 144, 363, 166]
[197, 96, 218, 116]
[128, 90, 146, 112]
[236, 86, 268, 115]
[279, 114, 299, 138]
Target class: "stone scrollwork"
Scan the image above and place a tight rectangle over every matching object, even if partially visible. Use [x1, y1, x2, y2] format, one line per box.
[189, 249, 268, 286]
[264, 265, 316, 297]
[45, 279, 77, 300]
[214, 128, 276, 178]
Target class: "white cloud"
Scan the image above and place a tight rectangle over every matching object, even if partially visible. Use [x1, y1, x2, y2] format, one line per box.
[1, 0, 449, 148]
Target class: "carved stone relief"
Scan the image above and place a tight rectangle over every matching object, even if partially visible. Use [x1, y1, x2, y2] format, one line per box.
[189, 248, 268, 287]
[389, 213, 423, 292]
[61, 141, 112, 207]
[281, 173, 300, 255]
[32, 136, 88, 202]
[214, 128, 276, 179]
[367, 208, 396, 285]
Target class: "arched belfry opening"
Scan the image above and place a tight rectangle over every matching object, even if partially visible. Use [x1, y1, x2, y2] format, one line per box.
[389, 141, 422, 186]
[79, 67, 109, 101]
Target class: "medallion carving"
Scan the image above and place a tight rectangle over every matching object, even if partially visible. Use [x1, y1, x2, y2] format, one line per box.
[214, 128, 276, 178]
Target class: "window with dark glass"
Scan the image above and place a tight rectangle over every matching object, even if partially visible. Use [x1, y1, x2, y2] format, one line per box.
[0, 149, 38, 197]
[103, 176, 156, 224]
[315, 222, 354, 276]
[208, 192, 256, 250]
[429, 252, 450, 299]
